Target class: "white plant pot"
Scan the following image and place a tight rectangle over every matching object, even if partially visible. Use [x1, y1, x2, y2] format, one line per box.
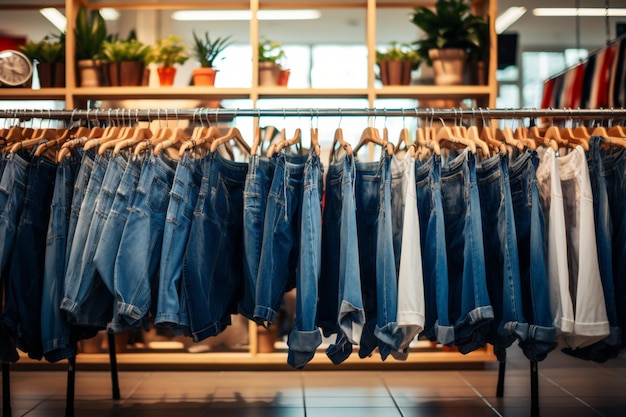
[429, 49, 468, 86]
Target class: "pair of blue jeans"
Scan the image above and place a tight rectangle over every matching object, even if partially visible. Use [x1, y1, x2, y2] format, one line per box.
[563, 137, 623, 362]
[415, 154, 454, 346]
[155, 153, 203, 334]
[325, 154, 365, 365]
[41, 154, 82, 363]
[253, 153, 308, 328]
[476, 153, 528, 362]
[440, 150, 493, 354]
[240, 156, 276, 322]
[509, 149, 557, 362]
[287, 151, 323, 368]
[2, 154, 57, 360]
[93, 154, 145, 334]
[183, 151, 248, 342]
[61, 151, 111, 328]
[114, 151, 177, 329]
[354, 153, 402, 361]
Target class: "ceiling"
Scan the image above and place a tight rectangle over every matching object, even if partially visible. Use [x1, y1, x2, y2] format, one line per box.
[0, 0, 624, 52]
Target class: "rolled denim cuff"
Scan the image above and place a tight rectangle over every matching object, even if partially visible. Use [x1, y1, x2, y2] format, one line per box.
[326, 333, 354, 365]
[43, 339, 75, 363]
[375, 322, 405, 352]
[253, 305, 277, 329]
[287, 329, 322, 369]
[518, 324, 558, 362]
[390, 348, 409, 361]
[337, 300, 365, 345]
[434, 322, 455, 346]
[506, 321, 530, 342]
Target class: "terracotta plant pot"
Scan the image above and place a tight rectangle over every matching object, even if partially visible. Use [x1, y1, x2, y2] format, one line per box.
[277, 69, 290, 86]
[258, 62, 280, 86]
[120, 61, 144, 86]
[36, 62, 53, 88]
[54, 62, 65, 87]
[141, 67, 150, 86]
[429, 48, 467, 86]
[192, 67, 217, 86]
[379, 60, 413, 85]
[77, 59, 101, 87]
[157, 66, 177, 86]
[107, 62, 121, 86]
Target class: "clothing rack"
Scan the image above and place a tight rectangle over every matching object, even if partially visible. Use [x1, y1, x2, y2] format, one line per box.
[2, 106, 626, 417]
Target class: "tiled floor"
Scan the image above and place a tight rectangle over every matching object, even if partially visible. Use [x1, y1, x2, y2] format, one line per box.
[2, 345, 626, 417]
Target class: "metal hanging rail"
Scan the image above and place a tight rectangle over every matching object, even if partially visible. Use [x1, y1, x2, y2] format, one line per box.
[1, 107, 626, 122]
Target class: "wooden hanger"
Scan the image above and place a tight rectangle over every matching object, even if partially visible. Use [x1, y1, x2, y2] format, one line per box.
[435, 124, 476, 154]
[95, 125, 134, 155]
[590, 126, 626, 148]
[10, 127, 60, 153]
[209, 126, 251, 155]
[331, 127, 352, 158]
[395, 127, 411, 155]
[111, 126, 153, 155]
[514, 126, 535, 150]
[607, 125, 626, 138]
[310, 127, 320, 156]
[528, 126, 560, 152]
[83, 124, 122, 152]
[353, 125, 393, 157]
[496, 126, 525, 152]
[267, 127, 302, 157]
[560, 125, 589, 151]
[146, 126, 188, 157]
[34, 128, 71, 157]
[178, 125, 222, 157]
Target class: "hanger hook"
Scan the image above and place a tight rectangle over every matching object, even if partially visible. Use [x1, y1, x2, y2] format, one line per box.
[338, 108, 343, 128]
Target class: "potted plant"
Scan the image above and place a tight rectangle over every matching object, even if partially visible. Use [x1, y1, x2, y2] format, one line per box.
[190, 30, 233, 87]
[20, 33, 65, 88]
[74, 5, 107, 87]
[410, 0, 488, 85]
[258, 38, 286, 87]
[376, 42, 420, 86]
[102, 35, 152, 87]
[153, 35, 189, 86]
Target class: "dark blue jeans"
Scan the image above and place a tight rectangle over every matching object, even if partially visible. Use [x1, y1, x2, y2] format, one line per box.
[477, 153, 528, 361]
[115, 152, 177, 329]
[2, 155, 57, 360]
[240, 156, 276, 322]
[415, 154, 453, 346]
[288, 151, 323, 368]
[440, 150, 493, 354]
[183, 151, 247, 342]
[41, 155, 82, 363]
[155, 153, 203, 334]
[509, 149, 557, 362]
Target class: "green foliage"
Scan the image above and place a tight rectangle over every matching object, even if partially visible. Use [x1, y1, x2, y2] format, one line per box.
[74, 6, 107, 60]
[410, 0, 488, 66]
[258, 38, 285, 64]
[376, 42, 421, 70]
[19, 32, 65, 64]
[153, 35, 189, 68]
[191, 31, 233, 68]
[102, 39, 153, 64]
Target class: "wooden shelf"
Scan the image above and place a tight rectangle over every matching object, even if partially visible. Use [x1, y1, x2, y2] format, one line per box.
[256, 87, 370, 99]
[71, 86, 252, 100]
[0, 88, 66, 101]
[375, 85, 493, 100]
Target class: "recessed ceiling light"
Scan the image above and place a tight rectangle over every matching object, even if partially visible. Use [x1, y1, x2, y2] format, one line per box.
[533, 8, 626, 17]
[172, 9, 321, 21]
[40, 8, 67, 32]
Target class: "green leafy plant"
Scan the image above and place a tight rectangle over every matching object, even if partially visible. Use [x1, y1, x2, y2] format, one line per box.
[376, 42, 421, 70]
[191, 31, 233, 68]
[74, 5, 107, 60]
[153, 35, 189, 68]
[102, 39, 153, 63]
[20, 32, 65, 64]
[258, 38, 285, 64]
[410, 0, 488, 66]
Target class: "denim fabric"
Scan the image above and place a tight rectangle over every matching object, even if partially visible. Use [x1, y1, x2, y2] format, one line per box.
[0, 150, 31, 273]
[240, 156, 276, 321]
[509, 149, 557, 362]
[61, 152, 111, 328]
[440, 150, 493, 354]
[2, 155, 56, 360]
[184, 151, 248, 342]
[41, 155, 82, 363]
[115, 152, 177, 328]
[155, 153, 203, 333]
[354, 153, 403, 361]
[254, 153, 307, 327]
[288, 151, 323, 368]
[318, 159, 343, 337]
[415, 154, 454, 346]
[477, 153, 528, 362]
[65, 149, 94, 274]
[326, 154, 365, 365]
[93, 154, 144, 334]
[562, 137, 623, 362]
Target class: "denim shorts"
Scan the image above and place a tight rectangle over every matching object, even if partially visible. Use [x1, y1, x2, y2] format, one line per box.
[115, 152, 177, 328]
[240, 155, 276, 321]
[440, 150, 493, 354]
[183, 151, 248, 342]
[155, 153, 203, 333]
[509, 149, 557, 362]
[477, 153, 528, 361]
[41, 155, 82, 363]
[2, 155, 57, 360]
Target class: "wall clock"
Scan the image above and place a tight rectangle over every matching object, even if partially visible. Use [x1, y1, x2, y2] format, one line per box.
[0, 49, 33, 87]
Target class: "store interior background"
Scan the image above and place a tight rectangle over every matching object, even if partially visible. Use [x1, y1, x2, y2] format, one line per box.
[1, 0, 625, 357]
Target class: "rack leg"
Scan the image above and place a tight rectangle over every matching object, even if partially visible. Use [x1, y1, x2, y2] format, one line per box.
[65, 353, 76, 417]
[496, 360, 506, 398]
[107, 333, 120, 400]
[530, 360, 540, 417]
[2, 362, 11, 417]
